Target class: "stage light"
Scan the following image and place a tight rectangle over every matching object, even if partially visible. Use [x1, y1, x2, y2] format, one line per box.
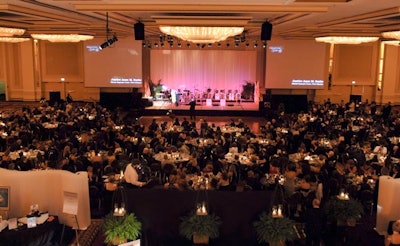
[99, 35, 118, 50]
[99, 13, 118, 50]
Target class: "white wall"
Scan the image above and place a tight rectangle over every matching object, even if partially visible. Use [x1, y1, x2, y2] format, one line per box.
[0, 168, 91, 230]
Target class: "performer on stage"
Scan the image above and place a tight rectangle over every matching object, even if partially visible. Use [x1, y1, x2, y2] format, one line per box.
[189, 99, 196, 121]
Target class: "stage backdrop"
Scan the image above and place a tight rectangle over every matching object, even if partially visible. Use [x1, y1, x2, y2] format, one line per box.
[150, 50, 257, 97]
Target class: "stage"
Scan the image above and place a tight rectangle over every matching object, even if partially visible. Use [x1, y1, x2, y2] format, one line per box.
[141, 98, 262, 117]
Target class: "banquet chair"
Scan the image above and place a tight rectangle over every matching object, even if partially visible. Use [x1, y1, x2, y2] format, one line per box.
[284, 192, 303, 219]
[162, 163, 176, 183]
[150, 162, 162, 184]
[89, 185, 103, 210]
[359, 189, 374, 215]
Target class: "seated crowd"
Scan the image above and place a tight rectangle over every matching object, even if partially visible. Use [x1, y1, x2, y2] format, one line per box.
[0, 99, 399, 223]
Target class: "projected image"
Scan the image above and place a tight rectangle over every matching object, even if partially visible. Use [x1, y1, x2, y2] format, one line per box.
[84, 36, 142, 88]
[265, 40, 327, 89]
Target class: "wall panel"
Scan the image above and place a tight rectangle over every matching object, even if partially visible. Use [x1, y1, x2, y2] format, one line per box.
[333, 43, 378, 85]
[40, 42, 84, 82]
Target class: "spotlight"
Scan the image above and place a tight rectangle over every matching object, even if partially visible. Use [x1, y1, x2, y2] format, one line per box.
[161, 42, 164, 47]
[178, 42, 181, 47]
[99, 35, 118, 50]
[254, 43, 258, 48]
[142, 42, 146, 48]
[187, 43, 191, 48]
[154, 42, 159, 48]
[217, 43, 221, 47]
[208, 43, 212, 47]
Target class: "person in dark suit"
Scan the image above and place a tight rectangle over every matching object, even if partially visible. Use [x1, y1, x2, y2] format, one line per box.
[66, 93, 73, 103]
[189, 99, 196, 121]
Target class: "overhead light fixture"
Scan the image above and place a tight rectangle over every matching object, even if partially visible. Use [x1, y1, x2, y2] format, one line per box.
[382, 40, 400, 46]
[99, 35, 118, 50]
[159, 26, 244, 43]
[31, 34, 94, 43]
[381, 31, 400, 40]
[0, 27, 25, 37]
[0, 37, 30, 43]
[315, 36, 379, 44]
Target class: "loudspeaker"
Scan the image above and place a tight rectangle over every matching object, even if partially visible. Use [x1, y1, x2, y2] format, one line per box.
[271, 95, 307, 113]
[261, 21, 273, 41]
[265, 89, 272, 101]
[134, 22, 145, 40]
[350, 95, 362, 103]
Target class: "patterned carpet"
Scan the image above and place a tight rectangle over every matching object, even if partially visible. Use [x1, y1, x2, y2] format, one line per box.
[70, 219, 103, 246]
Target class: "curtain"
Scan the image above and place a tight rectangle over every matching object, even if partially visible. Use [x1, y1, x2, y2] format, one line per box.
[150, 50, 257, 97]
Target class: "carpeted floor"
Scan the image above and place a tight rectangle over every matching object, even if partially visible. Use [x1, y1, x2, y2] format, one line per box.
[68, 219, 103, 246]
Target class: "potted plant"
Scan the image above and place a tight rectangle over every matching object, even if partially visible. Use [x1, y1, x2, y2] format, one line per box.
[324, 196, 364, 226]
[179, 211, 222, 244]
[253, 211, 296, 246]
[103, 212, 142, 245]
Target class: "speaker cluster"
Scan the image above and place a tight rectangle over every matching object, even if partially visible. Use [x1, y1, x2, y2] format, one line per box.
[134, 22, 145, 40]
[261, 21, 273, 41]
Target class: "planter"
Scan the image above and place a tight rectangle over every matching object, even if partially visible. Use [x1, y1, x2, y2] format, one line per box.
[179, 211, 222, 243]
[111, 237, 127, 246]
[270, 240, 285, 246]
[193, 233, 209, 244]
[103, 212, 142, 245]
[253, 212, 296, 245]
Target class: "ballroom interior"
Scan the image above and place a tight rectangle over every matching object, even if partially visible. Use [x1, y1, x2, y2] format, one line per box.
[1, 1, 400, 246]
[0, 0, 400, 111]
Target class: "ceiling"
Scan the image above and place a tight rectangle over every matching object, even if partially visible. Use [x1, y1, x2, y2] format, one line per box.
[0, 0, 400, 43]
